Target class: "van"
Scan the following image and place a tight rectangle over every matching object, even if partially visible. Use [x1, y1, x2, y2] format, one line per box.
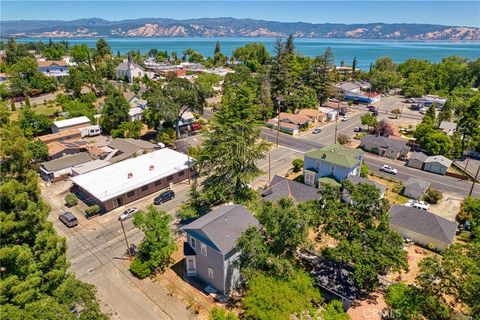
[59, 212, 78, 227]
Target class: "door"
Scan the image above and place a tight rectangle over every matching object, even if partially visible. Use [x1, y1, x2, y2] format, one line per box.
[113, 197, 124, 208]
[186, 257, 196, 275]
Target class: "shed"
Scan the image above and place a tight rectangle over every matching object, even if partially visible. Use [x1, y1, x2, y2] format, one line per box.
[403, 177, 430, 200]
[424, 155, 452, 175]
[407, 152, 428, 170]
[51, 116, 91, 133]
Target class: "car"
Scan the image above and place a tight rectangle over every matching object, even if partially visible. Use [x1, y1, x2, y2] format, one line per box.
[154, 190, 175, 205]
[341, 116, 349, 121]
[59, 212, 78, 228]
[379, 164, 398, 175]
[312, 127, 322, 134]
[405, 200, 429, 211]
[338, 110, 346, 116]
[368, 107, 378, 113]
[353, 127, 362, 132]
[118, 207, 138, 221]
[191, 122, 202, 131]
[419, 107, 428, 115]
[371, 111, 379, 116]
[367, 105, 376, 111]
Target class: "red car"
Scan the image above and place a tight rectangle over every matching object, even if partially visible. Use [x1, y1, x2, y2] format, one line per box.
[191, 122, 202, 131]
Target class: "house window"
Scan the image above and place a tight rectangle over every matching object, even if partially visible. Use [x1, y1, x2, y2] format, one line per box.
[127, 190, 135, 197]
[330, 164, 335, 174]
[154, 180, 162, 186]
[208, 267, 214, 279]
[178, 170, 184, 176]
[190, 237, 196, 249]
[167, 175, 173, 182]
[201, 243, 207, 256]
[141, 185, 149, 192]
[316, 160, 321, 169]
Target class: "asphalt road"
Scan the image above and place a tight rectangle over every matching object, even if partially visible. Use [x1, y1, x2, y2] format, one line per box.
[203, 108, 479, 198]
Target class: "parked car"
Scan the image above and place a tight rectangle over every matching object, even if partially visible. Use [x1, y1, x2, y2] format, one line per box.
[406, 200, 430, 211]
[118, 207, 138, 221]
[353, 127, 362, 132]
[341, 116, 349, 122]
[59, 212, 78, 228]
[338, 110, 346, 116]
[379, 164, 398, 175]
[419, 107, 428, 115]
[154, 190, 175, 205]
[367, 105, 376, 111]
[191, 122, 202, 131]
[312, 127, 322, 134]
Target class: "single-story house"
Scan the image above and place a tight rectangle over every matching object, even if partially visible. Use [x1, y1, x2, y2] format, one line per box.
[388, 205, 457, 251]
[297, 109, 325, 123]
[406, 152, 428, 170]
[47, 140, 89, 159]
[71, 148, 193, 212]
[106, 138, 159, 163]
[261, 175, 320, 203]
[424, 155, 452, 175]
[129, 97, 148, 109]
[122, 91, 137, 104]
[341, 175, 386, 203]
[265, 119, 300, 135]
[181, 205, 259, 295]
[40, 152, 92, 181]
[333, 82, 361, 94]
[403, 177, 430, 200]
[51, 116, 91, 133]
[277, 112, 311, 128]
[128, 107, 144, 121]
[309, 257, 360, 310]
[318, 106, 337, 121]
[37, 60, 69, 77]
[71, 160, 111, 176]
[360, 135, 410, 160]
[439, 121, 457, 136]
[37, 128, 83, 144]
[304, 144, 364, 185]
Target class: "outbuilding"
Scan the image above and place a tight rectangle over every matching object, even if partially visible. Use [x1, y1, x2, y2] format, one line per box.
[51, 116, 91, 133]
[40, 152, 92, 181]
[403, 177, 430, 200]
[424, 155, 452, 175]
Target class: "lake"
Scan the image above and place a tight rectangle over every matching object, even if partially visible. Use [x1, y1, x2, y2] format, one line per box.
[14, 37, 480, 70]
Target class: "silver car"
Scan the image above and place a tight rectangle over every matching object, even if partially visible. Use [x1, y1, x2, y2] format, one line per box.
[118, 208, 138, 221]
[379, 164, 398, 175]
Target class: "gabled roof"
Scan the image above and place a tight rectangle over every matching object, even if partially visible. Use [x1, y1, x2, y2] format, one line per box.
[408, 151, 428, 162]
[360, 134, 409, 152]
[388, 205, 457, 244]
[115, 61, 145, 72]
[262, 175, 320, 203]
[181, 205, 259, 254]
[344, 175, 386, 197]
[424, 155, 452, 168]
[403, 178, 430, 199]
[107, 138, 159, 163]
[439, 121, 457, 131]
[37, 60, 67, 68]
[305, 144, 363, 168]
[41, 152, 91, 172]
[333, 82, 360, 91]
[297, 109, 323, 119]
[279, 112, 311, 125]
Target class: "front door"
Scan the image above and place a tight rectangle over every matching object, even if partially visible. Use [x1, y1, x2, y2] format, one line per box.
[186, 257, 196, 275]
[113, 197, 124, 208]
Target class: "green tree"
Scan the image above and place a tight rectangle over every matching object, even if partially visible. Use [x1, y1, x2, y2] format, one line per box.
[95, 38, 111, 57]
[321, 300, 351, 320]
[292, 158, 304, 173]
[209, 307, 239, 320]
[313, 48, 335, 105]
[111, 120, 143, 139]
[17, 106, 52, 137]
[27, 140, 49, 163]
[243, 270, 322, 320]
[360, 113, 377, 131]
[197, 83, 270, 204]
[131, 205, 177, 277]
[458, 95, 480, 152]
[99, 90, 130, 133]
[69, 44, 92, 66]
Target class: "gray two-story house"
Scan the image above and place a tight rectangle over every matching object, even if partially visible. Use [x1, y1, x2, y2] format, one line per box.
[181, 205, 259, 295]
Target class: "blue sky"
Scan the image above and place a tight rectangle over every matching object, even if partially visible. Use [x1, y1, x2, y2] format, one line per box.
[1, 1, 479, 27]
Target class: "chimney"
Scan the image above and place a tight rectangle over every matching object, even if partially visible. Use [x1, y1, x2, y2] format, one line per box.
[321, 153, 327, 159]
[149, 165, 155, 171]
[127, 172, 133, 179]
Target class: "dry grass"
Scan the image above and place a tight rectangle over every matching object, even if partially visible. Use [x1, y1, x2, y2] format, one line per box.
[367, 174, 409, 205]
[10, 103, 62, 120]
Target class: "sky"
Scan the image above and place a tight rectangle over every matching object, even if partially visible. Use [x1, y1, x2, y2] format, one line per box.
[1, 1, 479, 27]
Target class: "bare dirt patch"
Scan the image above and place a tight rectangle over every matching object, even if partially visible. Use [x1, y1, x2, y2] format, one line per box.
[347, 290, 388, 320]
[428, 193, 462, 222]
[367, 174, 409, 205]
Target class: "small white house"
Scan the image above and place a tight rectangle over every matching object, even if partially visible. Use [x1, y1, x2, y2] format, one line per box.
[115, 54, 146, 83]
[51, 116, 91, 133]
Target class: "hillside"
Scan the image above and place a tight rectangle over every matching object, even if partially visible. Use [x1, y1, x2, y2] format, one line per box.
[2, 17, 480, 40]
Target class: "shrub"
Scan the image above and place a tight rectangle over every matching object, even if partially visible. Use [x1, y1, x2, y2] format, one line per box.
[209, 307, 239, 320]
[130, 257, 151, 279]
[423, 188, 443, 204]
[292, 158, 304, 173]
[65, 193, 78, 206]
[10, 101, 16, 111]
[360, 164, 369, 177]
[85, 205, 100, 217]
[177, 203, 201, 222]
[337, 133, 351, 145]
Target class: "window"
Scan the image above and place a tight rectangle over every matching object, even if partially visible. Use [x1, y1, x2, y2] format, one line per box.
[141, 185, 149, 192]
[190, 237, 196, 249]
[316, 160, 321, 170]
[167, 175, 173, 182]
[201, 243, 207, 256]
[208, 267, 214, 279]
[127, 191, 135, 197]
[330, 164, 335, 174]
[154, 180, 162, 186]
[178, 170, 184, 176]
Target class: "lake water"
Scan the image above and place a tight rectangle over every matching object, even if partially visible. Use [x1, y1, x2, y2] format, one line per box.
[14, 37, 480, 70]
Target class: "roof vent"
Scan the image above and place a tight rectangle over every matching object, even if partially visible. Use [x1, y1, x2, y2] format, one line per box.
[149, 165, 155, 171]
[322, 153, 327, 159]
[127, 172, 133, 179]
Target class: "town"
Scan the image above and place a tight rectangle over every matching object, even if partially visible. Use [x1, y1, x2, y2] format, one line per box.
[1, 33, 479, 320]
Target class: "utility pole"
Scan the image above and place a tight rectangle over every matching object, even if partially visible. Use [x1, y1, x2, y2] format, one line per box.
[276, 106, 281, 148]
[120, 219, 132, 260]
[268, 153, 271, 183]
[187, 146, 191, 185]
[469, 164, 480, 197]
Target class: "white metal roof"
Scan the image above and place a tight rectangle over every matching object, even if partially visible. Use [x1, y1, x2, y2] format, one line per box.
[71, 148, 191, 202]
[53, 116, 91, 129]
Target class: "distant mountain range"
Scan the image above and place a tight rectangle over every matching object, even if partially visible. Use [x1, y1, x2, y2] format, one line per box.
[2, 18, 480, 40]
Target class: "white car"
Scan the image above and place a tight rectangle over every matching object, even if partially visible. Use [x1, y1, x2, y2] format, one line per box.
[419, 107, 428, 115]
[341, 116, 349, 122]
[379, 164, 398, 175]
[406, 200, 430, 211]
[312, 127, 322, 134]
[118, 207, 138, 221]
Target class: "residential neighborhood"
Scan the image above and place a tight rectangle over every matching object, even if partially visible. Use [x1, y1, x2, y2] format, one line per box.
[1, 12, 480, 320]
